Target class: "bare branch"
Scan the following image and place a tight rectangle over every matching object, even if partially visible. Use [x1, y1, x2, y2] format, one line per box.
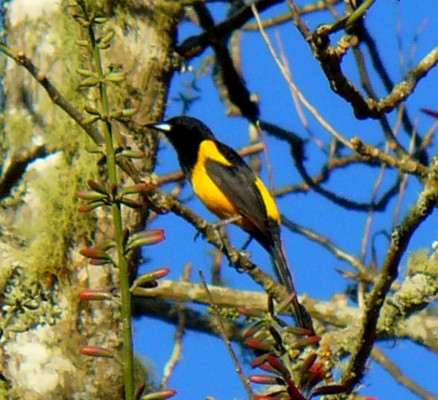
[261, 120, 402, 211]
[132, 296, 244, 341]
[373, 46, 438, 116]
[396, 310, 438, 353]
[178, 0, 283, 59]
[244, 0, 342, 31]
[351, 137, 429, 178]
[0, 145, 49, 200]
[192, 3, 259, 122]
[286, 2, 438, 123]
[146, 189, 298, 304]
[378, 254, 438, 340]
[0, 41, 104, 145]
[161, 263, 192, 388]
[341, 160, 438, 392]
[274, 155, 378, 197]
[133, 279, 438, 352]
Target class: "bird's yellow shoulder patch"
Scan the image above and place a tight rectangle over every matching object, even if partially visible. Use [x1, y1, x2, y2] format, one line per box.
[255, 178, 281, 223]
[197, 140, 232, 167]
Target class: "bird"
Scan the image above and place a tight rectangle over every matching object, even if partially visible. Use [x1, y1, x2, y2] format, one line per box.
[147, 115, 313, 331]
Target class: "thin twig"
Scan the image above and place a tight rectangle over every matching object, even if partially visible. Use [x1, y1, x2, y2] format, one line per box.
[146, 189, 294, 304]
[351, 31, 410, 160]
[358, 163, 387, 308]
[350, 137, 428, 178]
[374, 45, 438, 114]
[393, 120, 417, 224]
[282, 216, 373, 282]
[244, 0, 342, 31]
[274, 155, 376, 197]
[359, 107, 405, 283]
[371, 347, 436, 400]
[274, 29, 324, 150]
[199, 271, 255, 399]
[261, 120, 402, 211]
[0, 41, 104, 146]
[251, 4, 353, 149]
[161, 263, 192, 388]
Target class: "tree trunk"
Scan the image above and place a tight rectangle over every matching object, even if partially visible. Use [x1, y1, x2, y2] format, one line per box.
[0, 1, 180, 398]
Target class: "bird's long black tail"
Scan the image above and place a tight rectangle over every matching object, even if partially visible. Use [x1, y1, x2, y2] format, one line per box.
[270, 239, 314, 332]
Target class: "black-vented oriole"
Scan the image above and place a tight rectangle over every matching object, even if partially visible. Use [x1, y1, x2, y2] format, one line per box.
[148, 116, 312, 331]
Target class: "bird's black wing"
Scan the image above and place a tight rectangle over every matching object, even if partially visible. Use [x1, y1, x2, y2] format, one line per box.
[205, 141, 271, 242]
[207, 143, 314, 332]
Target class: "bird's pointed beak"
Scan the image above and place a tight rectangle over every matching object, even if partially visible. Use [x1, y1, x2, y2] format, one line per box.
[146, 121, 172, 133]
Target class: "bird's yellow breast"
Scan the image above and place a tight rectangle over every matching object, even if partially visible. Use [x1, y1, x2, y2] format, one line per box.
[191, 139, 281, 228]
[191, 140, 239, 219]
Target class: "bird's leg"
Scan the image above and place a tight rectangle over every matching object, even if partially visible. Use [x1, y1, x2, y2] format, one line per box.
[193, 216, 237, 245]
[194, 217, 251, 271]
[195, 215, 241, 242]
[211, 215, 242, 229]
[194, 215, 242, 242]
[209, 215, 243, 251]
[241, 235, 254, 251]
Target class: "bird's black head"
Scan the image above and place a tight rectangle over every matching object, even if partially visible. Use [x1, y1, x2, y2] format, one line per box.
[147, 116, 216, 177]
[148, 116, 215, 145]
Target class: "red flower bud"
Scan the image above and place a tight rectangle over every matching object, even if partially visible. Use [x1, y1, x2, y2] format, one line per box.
[300, 353, 317, 375]
[121, 182, 156, 195]
[131, 268, 170, 291]
[140, 389, 177, 400]
[79, 289, 112, 301]
[127, 229, 165, 251]
[251, 353, 269, 368]
[286, 379, 306, 400]
[258, 363, 277, 374]
[78, 202, 104, 212]
[87, 179, 108, 194]
[249, 374, 281, 385]
[245, 339, 274, 352]
[267, 355, 290, 378]
[243, 321, 264, 338]
[80, 247, 111, 261]
[89, 258, 112, 266]
[76, 190, 108, 201]
[306, 362, 326, 387]
[80, 345, 113, 358]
